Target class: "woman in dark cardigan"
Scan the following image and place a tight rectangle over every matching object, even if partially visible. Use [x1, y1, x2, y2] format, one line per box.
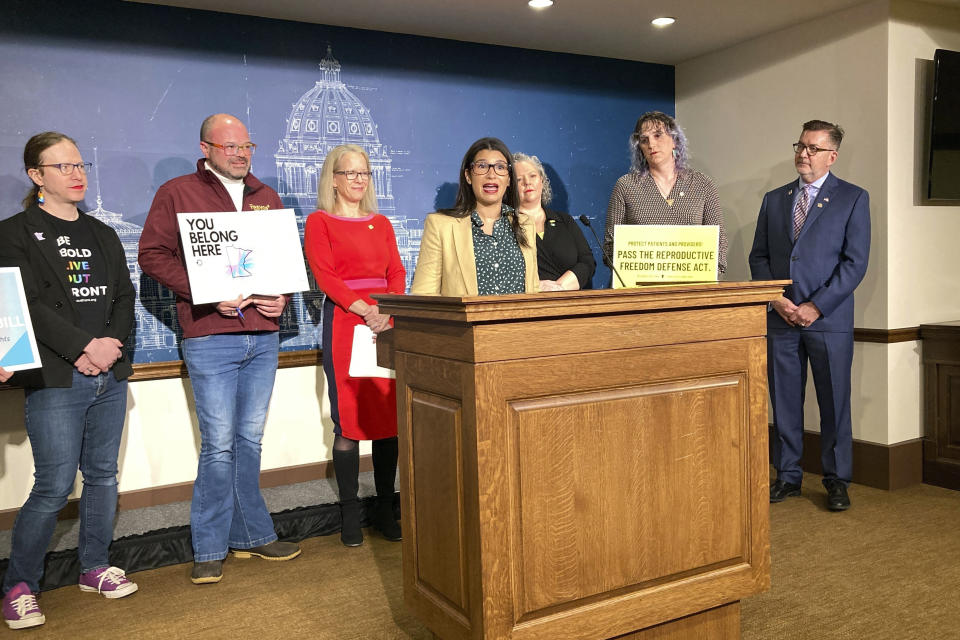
[513, 152, 595, 291]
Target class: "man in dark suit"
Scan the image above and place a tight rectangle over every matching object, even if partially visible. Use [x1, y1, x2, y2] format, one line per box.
[749, 120, 870, 511]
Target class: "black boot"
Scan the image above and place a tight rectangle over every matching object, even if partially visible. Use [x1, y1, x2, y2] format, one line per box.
[372, 437, 401, 541]
[333, 446, 363, 547]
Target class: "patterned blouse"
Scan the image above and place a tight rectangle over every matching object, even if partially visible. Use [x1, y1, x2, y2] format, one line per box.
[470, 208, 526, 295]
[603, 169, 728, 274]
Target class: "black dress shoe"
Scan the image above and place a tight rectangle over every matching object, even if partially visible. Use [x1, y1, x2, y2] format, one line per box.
[825, 480, 851, 511]
[770, 480, 802, 503]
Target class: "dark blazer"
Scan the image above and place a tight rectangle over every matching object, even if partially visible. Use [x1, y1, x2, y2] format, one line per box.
[748, 172, 870, 332]
[0, 204, 135, 387]
[537, 209, 596, 288]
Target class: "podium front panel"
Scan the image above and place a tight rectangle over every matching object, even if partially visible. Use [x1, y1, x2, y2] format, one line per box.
[381, 284, 781, 640]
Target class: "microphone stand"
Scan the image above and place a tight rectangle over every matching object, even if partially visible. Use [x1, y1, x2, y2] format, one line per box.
[579, 215, 626, 288]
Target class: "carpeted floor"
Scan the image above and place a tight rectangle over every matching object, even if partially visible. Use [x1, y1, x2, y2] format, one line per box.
[742, 473, 960, 640]
[4, 472, 959, 639]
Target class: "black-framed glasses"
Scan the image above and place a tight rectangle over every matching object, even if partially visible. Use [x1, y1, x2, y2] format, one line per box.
[203, 141, 257, 156]
[792, 143, 836, 156]
[37, 162, 93, 176]
[334, 170, 372, 181]
[470, 160, 511, 176]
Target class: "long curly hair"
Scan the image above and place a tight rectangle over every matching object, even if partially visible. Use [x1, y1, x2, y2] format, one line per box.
[629, 111, 689, 177]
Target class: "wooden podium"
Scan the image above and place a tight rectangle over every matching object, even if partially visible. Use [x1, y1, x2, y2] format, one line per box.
[375, 281, 784, 640]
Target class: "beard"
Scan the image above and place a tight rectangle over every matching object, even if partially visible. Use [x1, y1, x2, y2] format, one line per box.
[207, 154, 250, 180]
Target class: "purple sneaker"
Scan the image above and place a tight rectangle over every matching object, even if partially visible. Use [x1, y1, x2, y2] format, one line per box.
[3, 582, 45, 630]
[78, 567, 138, 599]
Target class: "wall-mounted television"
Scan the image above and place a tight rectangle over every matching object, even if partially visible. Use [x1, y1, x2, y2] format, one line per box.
[928, 48, 960, 200]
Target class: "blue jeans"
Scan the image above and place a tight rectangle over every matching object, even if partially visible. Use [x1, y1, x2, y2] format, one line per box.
[3, 370, 127, 594]
[182, 332, 280, 561]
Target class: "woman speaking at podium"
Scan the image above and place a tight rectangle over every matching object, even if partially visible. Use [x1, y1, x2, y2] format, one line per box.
[411, 137, 538, 296]
[513, 152, 595, 291]
[603, 111, 727, 275]
[304, 144, 406, 547]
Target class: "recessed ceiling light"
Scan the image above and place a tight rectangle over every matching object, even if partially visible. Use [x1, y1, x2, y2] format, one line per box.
[651, 17, 676, 27]
[528, 0, 554, 8]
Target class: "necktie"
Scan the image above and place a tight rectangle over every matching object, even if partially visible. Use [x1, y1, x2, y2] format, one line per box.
[793, 185, 810, 240]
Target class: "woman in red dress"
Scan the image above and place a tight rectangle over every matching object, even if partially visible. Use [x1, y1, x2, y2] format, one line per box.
[304, 144, 405, 546]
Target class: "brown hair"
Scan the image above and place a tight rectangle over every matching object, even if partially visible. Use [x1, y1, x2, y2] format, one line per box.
[22, 131, 78, 209]
[441, 137, 526, 247]
[802, 120, 844, 149]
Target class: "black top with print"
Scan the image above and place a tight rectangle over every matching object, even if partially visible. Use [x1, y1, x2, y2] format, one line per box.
[48, 214, 109, 337]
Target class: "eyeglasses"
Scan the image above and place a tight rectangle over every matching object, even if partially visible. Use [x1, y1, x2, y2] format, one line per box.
[37, 162, 93, 176]
[792, 143, 836, 156]
[334, 170, 372, 181]
[470, 161, 510, 176]
[203, 141, 257, 156]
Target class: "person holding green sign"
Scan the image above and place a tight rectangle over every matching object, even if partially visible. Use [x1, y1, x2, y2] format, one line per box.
[603, 111, 727, 277]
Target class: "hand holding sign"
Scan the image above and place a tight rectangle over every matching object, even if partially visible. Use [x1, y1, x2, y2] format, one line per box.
[251, 294, 287, 318]
[216, 295, 255, 318]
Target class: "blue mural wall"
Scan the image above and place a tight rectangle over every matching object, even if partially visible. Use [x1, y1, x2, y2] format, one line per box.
[0, 0, 674, 363]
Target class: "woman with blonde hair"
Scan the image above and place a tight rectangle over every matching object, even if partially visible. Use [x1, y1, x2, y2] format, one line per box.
[304, 144, 406, 546]
[513, 152, 595, 291]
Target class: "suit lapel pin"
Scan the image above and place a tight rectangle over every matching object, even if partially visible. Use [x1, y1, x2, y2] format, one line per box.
[823, 197, 830, 202]
[666, 198, 674, 207]
[368, 224, 374, 230]
[788, 189, 793, 196]
[549, 219, 556, 226]
[816, 203, 823, 208]
[679, 191, 684, 197]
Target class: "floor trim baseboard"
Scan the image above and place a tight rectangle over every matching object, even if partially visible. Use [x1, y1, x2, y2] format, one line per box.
[769, 426, 923, 490]
[854, 327, 920, 343]
[0, 455, 373, 531]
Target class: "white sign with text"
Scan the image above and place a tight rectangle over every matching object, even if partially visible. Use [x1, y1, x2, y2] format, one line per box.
[177, 209, 310, 305]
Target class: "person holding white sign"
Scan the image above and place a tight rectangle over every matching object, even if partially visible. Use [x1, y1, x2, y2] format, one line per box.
[139, 114, 300, 585]
[603, 111, 728, 276]
[0, 132, 138, 629]
[304, 145, 406, 547]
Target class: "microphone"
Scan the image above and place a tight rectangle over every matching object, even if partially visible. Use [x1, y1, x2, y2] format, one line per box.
[579, 215, 626, 288]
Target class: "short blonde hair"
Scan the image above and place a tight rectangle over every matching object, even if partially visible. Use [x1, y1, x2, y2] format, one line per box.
[316, 144, 378, 214]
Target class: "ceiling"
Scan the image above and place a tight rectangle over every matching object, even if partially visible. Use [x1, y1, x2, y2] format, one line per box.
[133, 0, 960, 65]
[129, 0, 895, 65]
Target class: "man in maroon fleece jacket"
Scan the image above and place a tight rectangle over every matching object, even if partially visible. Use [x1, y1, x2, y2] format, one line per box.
[139, 113, 301, 585]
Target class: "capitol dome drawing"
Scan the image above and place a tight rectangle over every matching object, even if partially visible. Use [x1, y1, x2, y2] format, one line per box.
[275, 45, 395, 217]
[273, 45, 421, 349]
